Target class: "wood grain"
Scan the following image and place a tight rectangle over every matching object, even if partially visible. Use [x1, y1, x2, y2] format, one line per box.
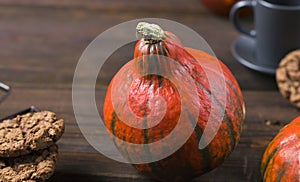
[0, 1, 298, 181]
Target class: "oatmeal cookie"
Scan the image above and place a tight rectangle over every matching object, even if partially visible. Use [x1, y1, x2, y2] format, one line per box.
[0, 111, 64, 158]
[276, 50, 300, 108]
[0, 144, 58, 182]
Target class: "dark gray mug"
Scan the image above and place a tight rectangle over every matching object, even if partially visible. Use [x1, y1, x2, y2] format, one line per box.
[230, 0, 300, 73]
[267, 0, 300, 5]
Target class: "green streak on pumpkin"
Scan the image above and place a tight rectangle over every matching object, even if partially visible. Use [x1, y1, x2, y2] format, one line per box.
[142, 79, 152, 145]
[110, 112, 133, 163]
[262, 147, 278, 178]
[190, 58, 244, 118]
[110, 112, 117, 136]
[185, 108, 212, 171]
[157, 41, 168, 56]
[157, 75, 164, 88]
[277, 168, 286, 181]
[223, 114, 237, 150]
[140, 78, 163, 174]
[120, 131, 133, 164]
[194, 78, 238, 151]
[225, 79, 243, 109]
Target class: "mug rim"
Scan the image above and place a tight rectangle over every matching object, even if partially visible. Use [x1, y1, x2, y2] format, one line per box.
[259, 0, 300, 10]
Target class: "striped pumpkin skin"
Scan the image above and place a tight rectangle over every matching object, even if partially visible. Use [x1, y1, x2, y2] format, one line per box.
[103, 25, 245, 181]
[261, 117, 300, 182]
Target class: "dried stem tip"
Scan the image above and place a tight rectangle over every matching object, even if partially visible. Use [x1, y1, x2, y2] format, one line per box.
[136, 22, 165, 43]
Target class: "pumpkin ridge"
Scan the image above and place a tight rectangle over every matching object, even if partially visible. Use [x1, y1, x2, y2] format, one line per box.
[197, 60, 244, 112]
[223, 114, 237, 150]
[199, 146, 213, 173]
[142, 78, 152, 145]
[195, 72, 243, 152]
[134, 77, 173, 179]
[194, 80, 225, 116]
[110, 112, 117, 137]
[158, 41, 167, 56]
[277, 168, 287, 181]
[184, 47, 244, 112]
[150, 45, 159, 72]
[108, 111, 133, 163]
[186, 109, 203, 142]
[195, 70, 243, 145]
[225, 79, 243, 107]
[185, 107, 213, 172]
[194, 127, 213, 172]
[261, 147, 278, 178]
[142, 118, 150, 143]
[126, 75, 180, 144]
[121, 132, 133, 164]
[235, 109, 244, 135]
[265, 151, 278, 182]
[157, 75, 164, 87]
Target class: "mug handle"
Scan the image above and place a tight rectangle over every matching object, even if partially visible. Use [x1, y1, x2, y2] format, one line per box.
[230, 0, 256, 37]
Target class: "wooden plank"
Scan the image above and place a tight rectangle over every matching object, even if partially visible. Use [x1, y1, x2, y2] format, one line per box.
[0, 2, 297, 181]
[0, 0, 204, 13]
[0, 5, 275, 91]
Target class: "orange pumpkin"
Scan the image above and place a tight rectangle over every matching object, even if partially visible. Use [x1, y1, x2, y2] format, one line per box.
[261, 116, 300, 182]
[103, 22, 245, 181]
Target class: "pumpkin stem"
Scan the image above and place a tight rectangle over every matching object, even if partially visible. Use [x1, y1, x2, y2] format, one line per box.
[136, 22, 165, 44]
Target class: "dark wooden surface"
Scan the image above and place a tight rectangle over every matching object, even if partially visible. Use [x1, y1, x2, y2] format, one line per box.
[0, 1, 299, 181]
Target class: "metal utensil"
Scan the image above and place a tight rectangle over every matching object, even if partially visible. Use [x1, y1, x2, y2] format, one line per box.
[0, 82, 10, 104]
[0, 106, 40, 122]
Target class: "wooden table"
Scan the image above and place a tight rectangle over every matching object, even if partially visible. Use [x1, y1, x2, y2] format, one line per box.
[0, 1, 299, 181]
